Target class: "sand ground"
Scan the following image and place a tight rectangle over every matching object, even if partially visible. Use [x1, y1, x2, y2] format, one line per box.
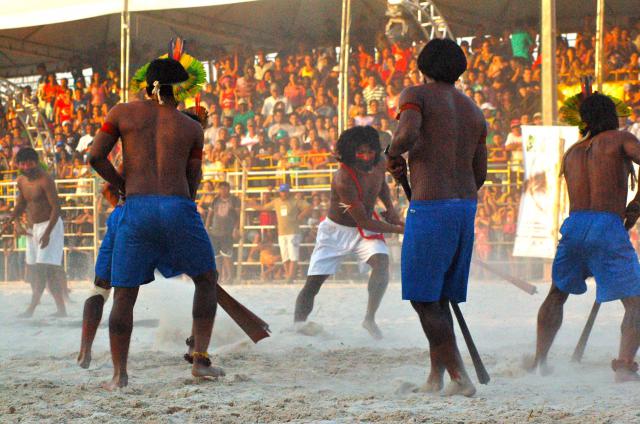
[1, 278, 639, 423]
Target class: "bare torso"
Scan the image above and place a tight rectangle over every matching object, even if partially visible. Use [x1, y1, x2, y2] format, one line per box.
[17, 171, 56, 224]
[328, 161, 386, 227]
[564, 130, 637, 217]
[112, 100, 202, 197]
[405, 83, 486, 200]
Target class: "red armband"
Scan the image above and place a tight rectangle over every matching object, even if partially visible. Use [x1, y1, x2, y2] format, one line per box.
[395, 103, 422, 120]
[100, 122, 120, 138]
[189, 146, 203, 160]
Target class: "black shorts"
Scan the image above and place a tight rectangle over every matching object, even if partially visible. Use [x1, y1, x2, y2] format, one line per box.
[210, 234, 234, 258]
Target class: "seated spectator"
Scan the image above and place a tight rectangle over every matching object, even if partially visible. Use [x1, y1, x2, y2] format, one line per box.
[268, 109, 293, 140]
[366, 100, 386, 128]
[232, 98, 255, 130]
[241, 120, 260, 150]
[262, 83, 292, 116]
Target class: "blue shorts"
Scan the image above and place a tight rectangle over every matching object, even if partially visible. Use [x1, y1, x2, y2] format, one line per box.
[553, 211, 640, 302]
[111, 195, 216, 288]
[94, 206, 122, 281]
[401, 199, 477, 303]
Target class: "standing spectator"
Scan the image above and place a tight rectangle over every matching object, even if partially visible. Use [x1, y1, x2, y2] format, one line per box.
[284, 74, 306, 109]
[76, 123, 96, 160]
[205, 181, 240, 284]
[254, 50, 273, 81]
[235, 65, 257, 102]
[511, 23, 535, 62]
[505, 119, 523, 163]
[219, 76, 237, 118]
[252, 184, 312, 282]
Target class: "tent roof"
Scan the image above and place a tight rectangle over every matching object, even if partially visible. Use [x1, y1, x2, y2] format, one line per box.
[0, 0, 638, 78]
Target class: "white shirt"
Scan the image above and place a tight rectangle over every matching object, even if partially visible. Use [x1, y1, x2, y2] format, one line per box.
[76, 134, 93, 153]
[261, 96, 293, 116]
[241, 134, 260, 150]
[506, 132, 523, 162]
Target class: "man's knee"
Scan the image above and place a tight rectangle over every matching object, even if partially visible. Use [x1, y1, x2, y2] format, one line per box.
[89, 277, 112, 302]
[547, 284, 570, 305]
[303, 275, 327, 295]
[368, 254, 389, 274]
[192, 269, 218, 287]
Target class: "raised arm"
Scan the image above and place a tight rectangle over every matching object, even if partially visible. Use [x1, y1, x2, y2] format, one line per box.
[88, 104, 125, 193]
[473, 122, 488, 190]
[335, 173, 403, 234]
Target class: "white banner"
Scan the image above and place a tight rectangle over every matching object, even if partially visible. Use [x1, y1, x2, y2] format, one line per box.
[512, 125, 580, 258]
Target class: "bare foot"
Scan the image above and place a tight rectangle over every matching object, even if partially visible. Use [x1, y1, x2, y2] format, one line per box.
[102, 374, 128, 391]
[192, 363, 226, 378]
[294, 321, 324, 336]
[522, 354, 537, 373]
[77, 350, 91, 369]
[362, 319, 383, 340]
[614, 369, 640, 383]
[420, 371, 444, 393]
[539, 362, 554, 376]
[18, 310, 34, 318]
[50, 310, 67, 318]
[443, 376, 476, 397]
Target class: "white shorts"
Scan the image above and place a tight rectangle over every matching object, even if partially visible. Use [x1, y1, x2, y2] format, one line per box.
[307, 218, 388, 276]
[278, 233, 301, 262]
[26, 218, 64, 266]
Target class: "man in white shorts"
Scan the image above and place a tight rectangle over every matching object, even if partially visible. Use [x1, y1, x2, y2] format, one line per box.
[256, 184, 312, 282]
[7, 147, 66, 317]
[293, 126, 404, 339]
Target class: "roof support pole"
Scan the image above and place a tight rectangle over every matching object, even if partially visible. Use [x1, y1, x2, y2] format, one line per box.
[338, 0, 352, 134]
[595, 0, 605, 91]
[120, 0, 130, 103]
[541, 0, 557, 125]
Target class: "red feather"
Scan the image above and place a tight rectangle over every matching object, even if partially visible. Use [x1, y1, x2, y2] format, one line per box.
[169, 37, 184, 61]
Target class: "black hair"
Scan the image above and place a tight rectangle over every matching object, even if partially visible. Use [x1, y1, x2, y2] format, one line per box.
[417, 39, 467, 84]
[579, 93, 618, 137]
[335, 126, 381, 165]
[218, 181, 231, 188]
[145, 58, 189, 99]
[16, 147, 39, 164]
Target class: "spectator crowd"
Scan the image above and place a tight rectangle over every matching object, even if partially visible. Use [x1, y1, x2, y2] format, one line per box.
[0, 19, 639, 281]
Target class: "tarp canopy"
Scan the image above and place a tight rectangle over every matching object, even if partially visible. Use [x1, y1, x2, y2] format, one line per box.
[0, 0, 387, 78]
[0, 0, 637, 78]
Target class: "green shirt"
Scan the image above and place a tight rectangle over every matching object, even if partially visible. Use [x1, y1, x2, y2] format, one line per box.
[511, 31, 533, 61]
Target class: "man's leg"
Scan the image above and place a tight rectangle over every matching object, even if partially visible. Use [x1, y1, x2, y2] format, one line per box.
[411, 299, 476, 396]
[46, 265, 67, 317]
[18, 264, 46, 318]
[528, 284, 569, 375]
[614, 296, 640, 382]
[77, 277, 111, 368]
[363, 254, 389, 339]
[294, 274, 330, 322]
[222, 256, 233, 284]
[103, 286, 139, 390]
[190, 269, 225, 378]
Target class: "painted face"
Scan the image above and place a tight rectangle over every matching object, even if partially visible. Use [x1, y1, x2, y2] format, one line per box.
[354, 145, 376, 171]
[17, 160, 38, 177]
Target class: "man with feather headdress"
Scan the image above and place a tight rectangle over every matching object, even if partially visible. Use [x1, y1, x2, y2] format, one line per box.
[88, 39, 223, 389]
[529, 81, 640, 382]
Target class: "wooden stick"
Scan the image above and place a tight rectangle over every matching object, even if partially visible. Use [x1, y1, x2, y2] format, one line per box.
[396, 174, 490, 384]
[571, 301, 600, 363]
[216, 283, 270, 343]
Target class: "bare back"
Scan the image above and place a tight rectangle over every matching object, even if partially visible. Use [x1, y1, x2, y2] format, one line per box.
[564, 130, 640, 217]
[402, 83, 486, 200]
[105, 100, 203, 198]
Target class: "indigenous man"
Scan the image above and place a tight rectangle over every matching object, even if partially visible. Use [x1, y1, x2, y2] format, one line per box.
[528, 93, 640, 382]
[89, 58, 222, 390]
[294, 126, 404, 339]
[7, 147, 67, 317]
[386, 39, 487, 396]
[78, 107, 213, 370]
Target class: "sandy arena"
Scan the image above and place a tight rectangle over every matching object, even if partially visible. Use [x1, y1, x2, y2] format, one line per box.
[1, 278, 639, 423]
